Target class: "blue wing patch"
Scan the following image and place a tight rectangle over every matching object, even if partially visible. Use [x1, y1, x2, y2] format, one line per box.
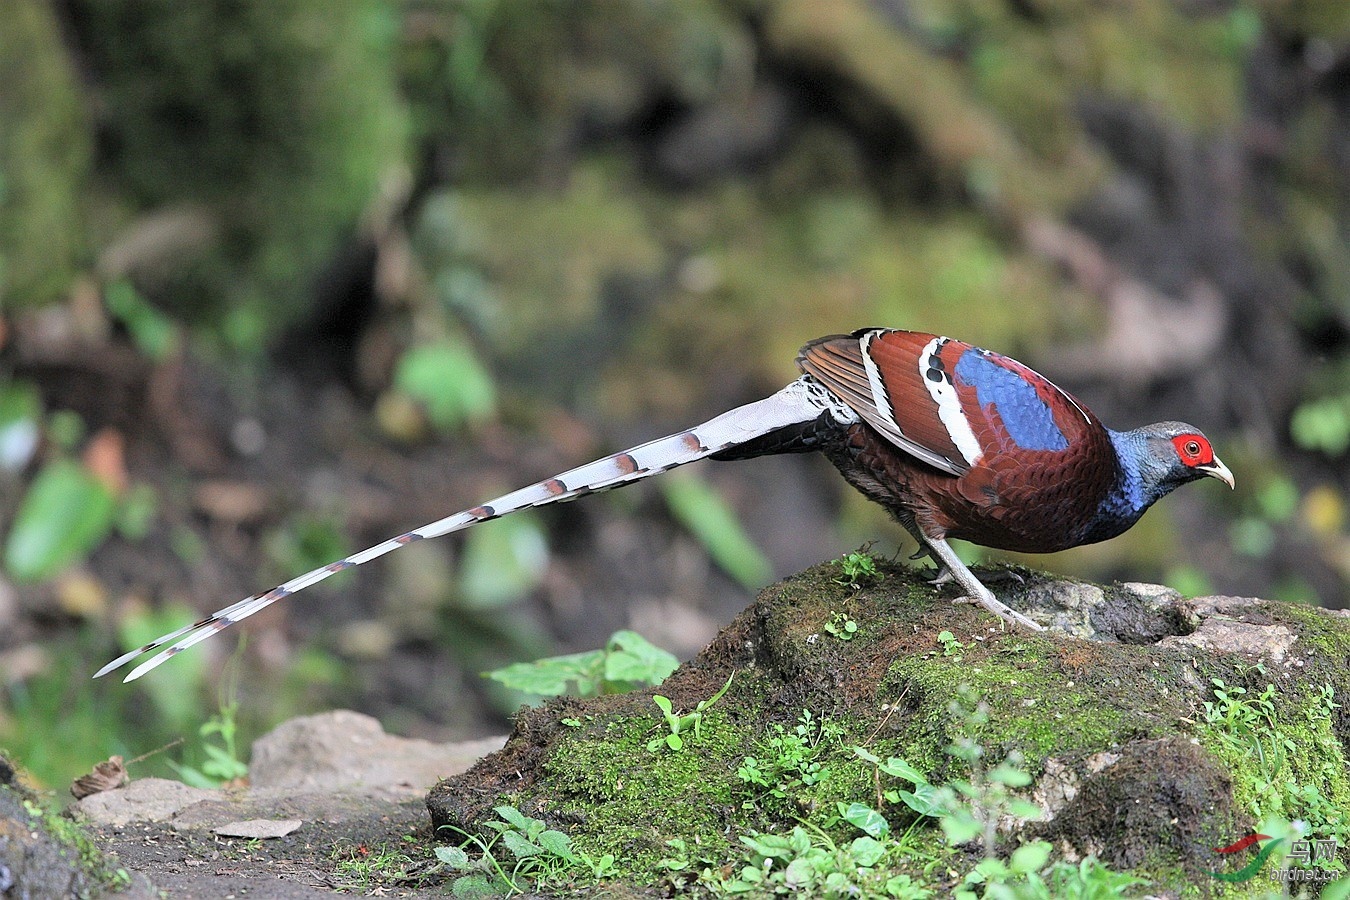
[954, 351, 1069, 452]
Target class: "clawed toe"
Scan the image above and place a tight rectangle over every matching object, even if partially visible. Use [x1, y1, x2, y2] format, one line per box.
[927, 568, 954, 587]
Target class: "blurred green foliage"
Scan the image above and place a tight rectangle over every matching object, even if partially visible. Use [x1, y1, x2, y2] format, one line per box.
[457, 513, 548, 609]
[661, 471, 773, 591]
[70, 0, 407, 335]
[104, 281, 180, 362]
[487, 629, 679, 699]
[0, 382, 41, 472]
[394, 338, 498, 432]
[263, 512, 352, 589]
[0, 0, 92, 308]
[4, 458, 117, 583]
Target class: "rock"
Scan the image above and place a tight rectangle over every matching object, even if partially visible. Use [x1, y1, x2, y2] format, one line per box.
[2, 768, 157, 898]
[249, 709, 505, 797]
[1159, 617, 1298, 662]
[213, 818, 303, 839]
[428, 560, 1350, 888]
[75, 777, 219, 828]
[1037, 738, 1238, 870]
[69, 723, 506, 898]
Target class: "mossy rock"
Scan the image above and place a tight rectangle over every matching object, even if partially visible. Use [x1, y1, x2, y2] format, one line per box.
[0, 753, 154, 898]
[427, 560, 1350, 892]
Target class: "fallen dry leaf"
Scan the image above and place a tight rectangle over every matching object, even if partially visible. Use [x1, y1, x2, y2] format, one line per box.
[82, 427, 128, 496]
[71, 755, 128, 799]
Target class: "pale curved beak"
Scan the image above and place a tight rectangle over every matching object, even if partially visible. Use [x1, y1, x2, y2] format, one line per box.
[1200, 456, 1235, 489]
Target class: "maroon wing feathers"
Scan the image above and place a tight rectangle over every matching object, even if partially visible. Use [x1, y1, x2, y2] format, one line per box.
[865, 331, 973, 468]
[798, 331, 970, 477]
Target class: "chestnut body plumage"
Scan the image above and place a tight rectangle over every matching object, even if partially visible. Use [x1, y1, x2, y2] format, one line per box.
[98, 328, 1233, 681]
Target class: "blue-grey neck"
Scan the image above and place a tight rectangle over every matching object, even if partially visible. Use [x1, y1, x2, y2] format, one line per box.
[1077, 428, 1181, 545]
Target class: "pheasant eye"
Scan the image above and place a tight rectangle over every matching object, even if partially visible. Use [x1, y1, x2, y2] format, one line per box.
[1171, 434, 1211, 465]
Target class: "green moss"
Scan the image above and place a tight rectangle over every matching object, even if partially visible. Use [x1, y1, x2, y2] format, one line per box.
[0, 0, 92, 308]
[1195, 670, 1350, 844]
[29, 799, 132, 892]
[433, 563, 1350, 891]
[525, 709, 751, 871]
[1267, 601, 1350, 660]
[73, 0, 407, 334]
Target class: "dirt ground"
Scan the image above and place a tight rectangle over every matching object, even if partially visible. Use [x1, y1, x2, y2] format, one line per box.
[73, 711, 507, 898]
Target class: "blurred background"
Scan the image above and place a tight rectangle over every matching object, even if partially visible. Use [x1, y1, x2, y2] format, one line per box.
[2, 0, 1348, 790]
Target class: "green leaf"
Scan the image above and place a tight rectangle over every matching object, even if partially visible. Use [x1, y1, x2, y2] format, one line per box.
[492, 805, 536, 834]
[784, 856, 815, 888]
[660, 471, 772, 589]
[665, 733, 683, 751]
[105, 280, 180, 361]
[852, 746, 880, 765]
[500, 830, 541, 859]
[1006, 799, 1044, 820]
[878, 755, 931, 787]
[458, 515, 548, 608]
[451, 873, 503, 898]
[897, 784, 945, 817]
[604, 630, 678, 684]
[1009, 840, 1052, 874]
[841, 802, 890, 839]
[434, 846, 470, 870]
[988, 762, 1032, 787]
[200, 743, 248, 781]
[5, 458, 117, 582]
[0, 381, 40, 471]
[487, 650, 604, 697]
[394, 338, 496, 432]
[940, 810, 982, 845]
[536, 830, 577, 861]
[115, 483, 158, 540]
[1320, 876, 1350, 900]
[848, 836, 886, 867]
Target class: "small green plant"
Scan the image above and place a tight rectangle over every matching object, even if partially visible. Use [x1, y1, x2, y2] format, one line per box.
[937, 630, 965, 659]
[647, 673, 734, 752]
[394, 336, 497, 433]
[436, 805, 614, 896]
[709, 823, 933, 898]
[1201, 678, 1350, 851]
[824, 610, 859, 641]
[332, 843, 418, 892]
[956, 842, 1148, 899]
[169, 639, 250, 787]
[737, 710, 843, 812]
[488, 629, 679, 699]
[833, 545, 882, 586]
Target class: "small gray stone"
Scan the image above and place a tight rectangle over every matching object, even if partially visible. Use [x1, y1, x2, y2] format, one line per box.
[74, 777, 219, 828]
[1159, 619, 1297, 663]
[213, 818, 303, 839]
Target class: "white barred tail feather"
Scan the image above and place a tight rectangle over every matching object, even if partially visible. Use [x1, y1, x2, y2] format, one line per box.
[96, 378, 858, 682]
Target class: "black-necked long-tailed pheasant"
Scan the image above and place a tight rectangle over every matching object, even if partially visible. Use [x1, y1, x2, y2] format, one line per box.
[97, 328, 1233, 681]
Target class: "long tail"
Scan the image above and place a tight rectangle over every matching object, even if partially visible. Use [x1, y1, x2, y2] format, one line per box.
[96, 378, 856, 682]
